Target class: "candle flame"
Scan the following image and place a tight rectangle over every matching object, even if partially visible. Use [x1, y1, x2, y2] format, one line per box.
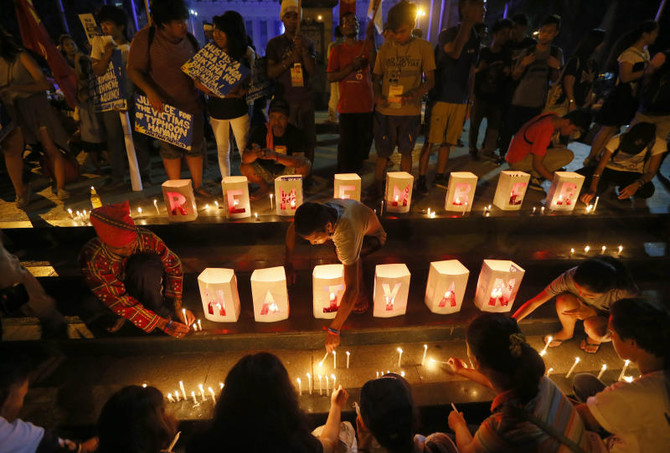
[397, 347, 403, 353]
[584, 245, 590, 253]
[601, 364, 607, 370]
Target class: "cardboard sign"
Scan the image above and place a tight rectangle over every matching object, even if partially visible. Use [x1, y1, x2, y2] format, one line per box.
[424, 260, 470, 315]
[181, 42, 250, 98]
[246, 56, 272, 104]
[134, 94, 193, 150]
[198, 268, 241, 322]
[94, 48, 127, 112]
[78, 14, 102, 44]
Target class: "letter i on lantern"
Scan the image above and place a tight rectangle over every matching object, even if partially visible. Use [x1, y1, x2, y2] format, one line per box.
[474, 260, 525, 312]
[221, 176, 251, 219]
[546, 172, 585, 212]
[333, 173, 361, 201]
[275, 175, 303, 216]
[197, 268, 241, 322]
[373, 264, 411, 318]
[250, 266, 290, 322]
[385, 172, 414, 213]
[312, 264, 346, 319]
[493, 171, 530, 211]
[444, 172, 477, 212]
[424, 260, 469, 314]
[162, 179, 198, 222]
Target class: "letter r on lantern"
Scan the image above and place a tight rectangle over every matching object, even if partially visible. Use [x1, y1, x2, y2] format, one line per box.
[167, 191, 188, 215]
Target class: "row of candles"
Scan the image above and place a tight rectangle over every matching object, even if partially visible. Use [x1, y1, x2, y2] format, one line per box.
[570, 245, 624, 256]
[166, 381, 223, 405]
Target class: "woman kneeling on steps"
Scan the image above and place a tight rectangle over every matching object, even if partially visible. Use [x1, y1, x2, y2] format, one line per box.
[512, 257, 638, 354]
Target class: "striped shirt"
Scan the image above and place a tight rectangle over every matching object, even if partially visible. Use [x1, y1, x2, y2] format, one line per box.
[473, 377, 589, 452]
[79, 229, 183, 332]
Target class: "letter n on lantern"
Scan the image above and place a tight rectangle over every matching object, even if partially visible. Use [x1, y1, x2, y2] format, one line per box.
[162, 179, 198, 222]
[222, 176, 251, 219]
[312, 264, 345, 319]
[474, 260, 525, 313]
[250, 266, 289, 322]
[424, 260, 469, 314]
[546, 172, 585, 212]
[373, 264, 410, 318]
[197, 268, 241, 322]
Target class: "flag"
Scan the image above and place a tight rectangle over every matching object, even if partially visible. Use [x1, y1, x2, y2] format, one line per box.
[14, 0, 78, 108]
[340, 0, 356, 21]
[367, 0, 383, 34]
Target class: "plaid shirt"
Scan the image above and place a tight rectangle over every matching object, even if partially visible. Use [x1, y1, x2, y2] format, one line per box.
[79, 229, 183, 332]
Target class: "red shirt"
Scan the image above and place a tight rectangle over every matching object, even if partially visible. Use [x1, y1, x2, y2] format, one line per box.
[505, 113, 557, 164]
[327, 41, 374, 114]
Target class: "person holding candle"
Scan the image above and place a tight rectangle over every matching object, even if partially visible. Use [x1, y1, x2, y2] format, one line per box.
[285, 199, 387, 352]
[571, 298, 670, 453]
[187, 352, 354, 453]
[513, 257, 638, 354]
[97, 385, 178, 453]
[446, 313, 593, 452]
[240, 97, 311, 199]
[79, 201, 195, 338]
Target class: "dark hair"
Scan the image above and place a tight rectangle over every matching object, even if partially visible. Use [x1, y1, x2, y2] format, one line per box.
[97, 5, 129, 40]
[212, 11, 247, 62]
[189, 353, 310, 452]
[611, 298, 670, 368]
[467, 313, 545, 403]
[386, 1, 417, 33]
[573, 256, 638, 294]
[58, 34, 77, 60]
[562, 109, 592, 131]
[618, 121, 656, 155]
[511, 13, 528, 27]
[604, 21, 659, 73]
[0, 28, 20, 62]
[360, 374, 418, 453]
[97, 385, 175, 453]
[574, 28, 606, 60]
[334, 25, 343, 39]
[541, 14, 561, 31]
[294, 202, 337, 237]
[492, 18, 514, 35]
[457, 0, 482, 21]
[150, 0, 189, 28]
[0, 356, 32, 409]
[341, 11, 357, 24]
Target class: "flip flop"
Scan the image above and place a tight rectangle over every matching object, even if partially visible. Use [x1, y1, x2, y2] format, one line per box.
[544, 334, 572, 348]
[580, 338, 602, 354]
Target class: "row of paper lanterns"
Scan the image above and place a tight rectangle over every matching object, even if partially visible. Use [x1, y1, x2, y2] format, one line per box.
[198, 259, 525, 323]
[160, 171, 586, 222]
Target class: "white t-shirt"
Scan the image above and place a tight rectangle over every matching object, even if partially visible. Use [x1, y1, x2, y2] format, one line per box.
[617, 47, 650, 96]
[0, 416, 45, 453]
[326, 199, 387, 266]
[587, 370, 670, 453]
[545, 267, 636, 312]
[604, 135, 662, 174]
[90, 36, 132, 97]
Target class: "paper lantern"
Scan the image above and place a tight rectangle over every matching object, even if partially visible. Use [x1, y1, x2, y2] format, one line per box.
[444, 172, 478, 212]
[333, 173, 361, 201]
[221, 176, 251, 219]
[546, 172, 585, 212]
[250, 266, 289, 322]
[162, 179, 198, 222]
[493, 171, 530, 211]
[385, 172, 413, 214]
[373, 263, 411, 318]
[274, 175, 303, 216]
[474, 260, 525, 313]
[197, 268, 241, 322]
[312, 264, 346, 319]
[424, 260, 469, 314]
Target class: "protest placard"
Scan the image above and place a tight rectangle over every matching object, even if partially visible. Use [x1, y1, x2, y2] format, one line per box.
[94, 48, 127, 112]
[78, 14, 102, 44]
[134, 94, 194, 150]
[247, 56, 273, 104]
[181, 42, 250, 98]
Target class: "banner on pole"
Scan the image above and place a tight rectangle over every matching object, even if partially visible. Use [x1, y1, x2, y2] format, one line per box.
[134, 94, 194, 150]
[181, 42, 250, 98]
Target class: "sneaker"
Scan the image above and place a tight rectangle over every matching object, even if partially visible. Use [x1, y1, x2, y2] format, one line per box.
[57, 188, 70, 200]
[433, 172, 450, 189]
[528, 178, 545, 192]
[415, 176, 428, 195]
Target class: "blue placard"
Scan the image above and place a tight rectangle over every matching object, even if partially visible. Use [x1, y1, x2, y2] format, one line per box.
[181, 42, 250, 98]
[134, 94, 193, 150]
[247, 56, 273, 104]
[94, 49, 127, 112]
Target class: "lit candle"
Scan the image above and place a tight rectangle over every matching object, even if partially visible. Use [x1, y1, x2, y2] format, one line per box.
[532, 206, 536, 215]
[197, 319, 202, 331]
[306, 373, 312, 395]
[67, 208, 74, 218]
[254, 212, 258, 221]
[142, 383, 147, 388]
[269, 193, 274, 211]
[601, 245, 607, 254]
[318, 374, 323, 395]
[199, 384, 205, 401]
[586, 204, 592, 213]
[380, 199, 385, 216]
[297, 377, 302, 395]
[546, 367, 554, 377]
[617, 245, 623, 256]
[219, 382, 224, 390]
[137, 207, 143, 215]
[421, 344, 428, 366]
[584, 245, 590, 253]
[318, 351, 329, 368]
[153, 199, 159, 214]
[566, 357, 580, 379]
[597, 364, 607, 380]
[208, 386, 216, 404]
[593, 196, 599, 213]
[332, 351, 337, 369]
[167, 393, 175, 403]
[191, 391, 197, 404]
[179, 381, 186, 400]
[397, 347, 403, 368]
[346, 351, 350, 369]
[570, 248, 575, 256]
[427, 208, 432, 217]
[540, 336, 552, 356]
[462, 201, 468, 217]
[214, 200, 219, 210]
[400, 370, 405, 377]
[325, 375, 330, 393]
[623, 376, 634, 383]
[540, 206, 545, 215]
[182, 309, 187, 324]
[331, 374, 336, 389]
[376, 371, 379, 378]
[174, 390, 180, 402]
[618, 359, 630, 381]
[205, 203, 210, 211]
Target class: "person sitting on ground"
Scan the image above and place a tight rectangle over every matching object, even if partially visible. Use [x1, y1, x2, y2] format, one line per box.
[513, 257, 638, 354]
[505, 109, 591, 191]
[0, 355, 98, 452]
[79, 201, 194, 338]
[357, 372, 457, 453]
[97, 385, 178, 453]
[572, 298, 670, 453]
[240, 97, 311, 199]
[285, 200, 386, 352]
[447, 313, 594, 452]
[580, 122, 662, 203]
[187, 352, 353, 453]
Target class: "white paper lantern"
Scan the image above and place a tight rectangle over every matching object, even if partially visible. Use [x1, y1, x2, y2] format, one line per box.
[312, 264, 346, 319]
[385, 172, 414, 214]
[474, 260, 525, 313]
[424, 260, 469, 314]
[333, 173, 361, 201]
[373, 263, 410, 318]
[250, 266, 290, 322]
[162, 179, 198, 222]
[197, 268, 241, 322]
[275, 175, 303, 216]
[221, 176, 251, 219]
[444, 172, 478, 212]
[493, 171, 530, 211]
[546, 172, 585, 212]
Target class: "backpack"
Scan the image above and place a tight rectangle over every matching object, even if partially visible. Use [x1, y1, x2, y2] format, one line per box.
[640, 58, 670, 114]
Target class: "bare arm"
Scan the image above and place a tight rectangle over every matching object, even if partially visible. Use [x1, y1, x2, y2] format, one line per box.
[443, 22, 475, 60]
[563, 74, 576, 108]
[512, 289, 553, 321]
[318, 387, 349, 453]
[91, 42, 116, 76]
[326, 261, 360, 352]
[532, 152, 555, 181]
[619, 61, 644, 84]
[126, 65, 165, 112]
[580, 148, 613, 204]
[449, 411, 477, 453]
[617, 152, 663, 199]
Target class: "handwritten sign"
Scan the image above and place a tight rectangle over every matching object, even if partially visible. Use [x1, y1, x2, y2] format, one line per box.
[134, 94, 193, 150]
[94, 49, 127, 112]
[181, 42, 250, 98]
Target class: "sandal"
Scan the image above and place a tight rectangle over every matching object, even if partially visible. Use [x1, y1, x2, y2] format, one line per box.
[544, 334, 572, 348]
[580, 338, 602, 354]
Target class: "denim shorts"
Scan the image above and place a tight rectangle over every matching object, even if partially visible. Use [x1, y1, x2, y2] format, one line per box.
[373, 111, 421, 158]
